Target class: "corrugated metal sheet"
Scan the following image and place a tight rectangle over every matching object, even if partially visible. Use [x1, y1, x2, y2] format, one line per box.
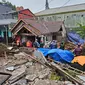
[0, 19, 17, 25]
[24, 19, 64, 34]
[0, 4, 12, 19]
[35, 3, 85, 16]
[11, 19, 65, 36]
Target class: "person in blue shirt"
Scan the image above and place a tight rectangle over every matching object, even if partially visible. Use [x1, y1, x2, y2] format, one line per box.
[49, 40, 57, 49]
[33, 39, 40, 48]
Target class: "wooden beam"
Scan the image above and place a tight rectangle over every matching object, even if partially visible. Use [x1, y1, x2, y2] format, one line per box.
[50, 62, 83, 85]
[20, 33, 35, 36]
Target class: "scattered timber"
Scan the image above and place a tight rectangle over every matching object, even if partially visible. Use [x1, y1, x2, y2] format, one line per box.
[26, 53, 85, 85]
[50, 62, 84, 85]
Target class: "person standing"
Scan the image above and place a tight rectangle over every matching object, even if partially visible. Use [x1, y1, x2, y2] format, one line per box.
[49, 40, 57, 49]
[33, 39, 40, 48]
[57, 42, 61, 49]
[16, 36, 21, 47]
[26, 40, 32, 48]
[74, 43, 82, 56]
[60, 41, 65, 50]
[40, 40, 44, 48]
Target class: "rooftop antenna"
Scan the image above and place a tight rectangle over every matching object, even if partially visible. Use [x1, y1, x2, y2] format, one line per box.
[45, 0, 49, 10]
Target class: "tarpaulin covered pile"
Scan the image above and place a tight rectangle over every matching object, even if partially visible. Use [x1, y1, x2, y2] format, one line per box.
[71, 56, 85, 71]
[67, 32, 85, 44]
[38, 48, 74, 63]
[72, 56, 85, 66]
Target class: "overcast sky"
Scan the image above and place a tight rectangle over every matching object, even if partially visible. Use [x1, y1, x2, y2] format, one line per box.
[1, 0, 85, 13]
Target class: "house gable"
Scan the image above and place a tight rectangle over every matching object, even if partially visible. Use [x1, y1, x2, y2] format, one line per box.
[11, 19, 41, 36]
[11, 19, 25, 34]
[15, 26, 37, 36]
[18, 9, 35, 19]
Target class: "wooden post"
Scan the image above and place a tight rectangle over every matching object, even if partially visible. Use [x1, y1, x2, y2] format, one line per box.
[4, 51, 7, 60]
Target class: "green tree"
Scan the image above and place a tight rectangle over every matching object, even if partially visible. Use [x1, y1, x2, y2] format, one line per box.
[1, 0, 16, 10]
[76, 23, 85, 39]
[2, 0, 6, 3]
[6, 1, 16, 10]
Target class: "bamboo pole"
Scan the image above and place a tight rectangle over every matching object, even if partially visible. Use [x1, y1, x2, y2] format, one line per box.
[50, 62, 84, 85]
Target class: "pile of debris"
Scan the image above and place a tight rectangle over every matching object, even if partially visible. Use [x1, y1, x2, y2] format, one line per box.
[64, 41, 76, 51]
[0, 43, 9, 57]
[0, 47, 85, 85]
[0, 49, 75, 85]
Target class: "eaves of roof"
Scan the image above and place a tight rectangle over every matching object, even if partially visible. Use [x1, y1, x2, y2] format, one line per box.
[35, 3, 85, 16]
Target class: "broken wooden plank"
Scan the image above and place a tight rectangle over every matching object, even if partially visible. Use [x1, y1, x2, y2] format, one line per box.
[8, 65, 26, 84]
[50, 62, 84, 85]
[24, 53, 84, 84]
[0, 72, 11, 85]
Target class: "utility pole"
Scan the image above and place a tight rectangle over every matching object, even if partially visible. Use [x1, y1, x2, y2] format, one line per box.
[45, 0, 49, 10]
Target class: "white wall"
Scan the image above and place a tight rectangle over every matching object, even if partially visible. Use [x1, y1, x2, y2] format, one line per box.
[37, 11, 85, 29]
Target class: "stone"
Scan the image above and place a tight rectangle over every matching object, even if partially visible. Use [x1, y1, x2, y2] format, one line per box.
[66, 84, 75, 85]
[25, 74, 38, 81]
[83, 83, 85, 85]
[28, 81, 35, 85]
[25, 62, 33, 68]
[14, 52, 25, 59]
[7, 47, 13, 50]
[34, 80, 50, 85]
[38, 68, 50, 79]
[34, 78, 39, 83]
[26, 62, 45, 75]
[6, 66, 15, 71]
[77, 75, 85, 82]
[26, 66, 36, 75]
[9, 65, 26, 84]
[34, 79, 59, 85]
[50, 80, 58, 85]
[11, 78, 27, 85]
[64, 81, 73, 85]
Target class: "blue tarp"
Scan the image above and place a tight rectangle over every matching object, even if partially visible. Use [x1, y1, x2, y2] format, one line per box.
[38, 48, 74, 63]
[67, 32, 85, 44]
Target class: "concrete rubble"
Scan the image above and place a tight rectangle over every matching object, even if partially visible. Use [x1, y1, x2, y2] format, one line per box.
[0, 48, 77, 85]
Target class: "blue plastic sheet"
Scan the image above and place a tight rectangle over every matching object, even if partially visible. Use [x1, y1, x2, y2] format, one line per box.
[38, 48, 74, 63]
[67, 32, 85, 44]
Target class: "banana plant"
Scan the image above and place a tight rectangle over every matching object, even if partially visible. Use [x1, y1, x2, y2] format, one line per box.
[76, 23, 85, 39]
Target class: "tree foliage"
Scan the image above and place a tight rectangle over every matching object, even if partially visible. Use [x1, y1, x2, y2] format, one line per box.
[2, 0, 6, 3]
[1, 0, 16, 10]
[76, 23, 85, 39]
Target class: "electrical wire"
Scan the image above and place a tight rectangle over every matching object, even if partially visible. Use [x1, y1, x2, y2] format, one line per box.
[36, 0, 71, 12]
[49, 0, 55, 3]
[36, 0, 55, 12]
[61, 0, 71, 7]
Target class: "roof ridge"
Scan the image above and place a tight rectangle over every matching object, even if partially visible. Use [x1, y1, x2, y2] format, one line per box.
[35, 3, 85, 14]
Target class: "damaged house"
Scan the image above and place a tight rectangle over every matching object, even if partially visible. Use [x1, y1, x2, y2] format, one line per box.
[40, 21, 66, 41]
[11, 19, 66, 44]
